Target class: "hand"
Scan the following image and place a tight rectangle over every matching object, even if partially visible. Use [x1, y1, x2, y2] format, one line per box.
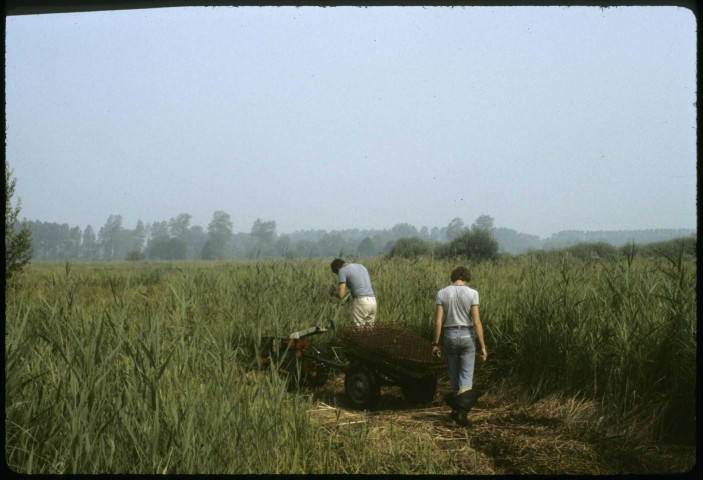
[432, 345, 441, 359]
[478, 346, 488, 362]
[329, 284, 337, 296]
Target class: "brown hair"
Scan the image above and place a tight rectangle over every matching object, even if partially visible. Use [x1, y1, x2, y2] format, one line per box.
[330, 258, 346, 274]
[450, 266, 471, 283]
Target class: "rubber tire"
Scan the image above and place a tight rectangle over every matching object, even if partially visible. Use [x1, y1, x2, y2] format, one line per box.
[401, 376, 437, 405]
[344, 364, 380, 410]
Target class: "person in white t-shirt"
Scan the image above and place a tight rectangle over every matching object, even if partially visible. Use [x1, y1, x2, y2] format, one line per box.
[432, 266, 487, 426]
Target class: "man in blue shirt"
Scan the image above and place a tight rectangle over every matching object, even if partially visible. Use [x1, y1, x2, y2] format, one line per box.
[329, 258, 377, 328]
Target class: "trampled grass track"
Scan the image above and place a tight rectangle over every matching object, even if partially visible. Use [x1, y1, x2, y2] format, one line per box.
[309, 372, 696, 474]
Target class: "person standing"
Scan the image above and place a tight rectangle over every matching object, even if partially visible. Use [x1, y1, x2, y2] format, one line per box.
[432, 266, 487, 426]
[329, 258, 377, 328]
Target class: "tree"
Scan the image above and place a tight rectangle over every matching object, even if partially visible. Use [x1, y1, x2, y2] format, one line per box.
[250, 218, 276, 256]
[5, 162, 33, 278]
[446, 217, 466, 240]
[318, 232, 347, 257]
[25, 221, 46, 259]
[81, 225, 99, 260]
[473, 215, 494, 232]
[132, 220, 147, 252]
[98, 215, 124, 260]
[169, 213, 192, 242]
[149, 221, 170, 243]
[274, 235, 294, 259]
[492, 227, 543, 254]
[26, 221, 60, 259]
[126, 250, 145, 261]
[388, 237, 430, 259]
[67, 225, 82, 259]
[208, 211, 233, 243]
[390, 223, 418, 239]
[430, 226, 442, 241]
[147, 238, 186, 260]
[186, 225, 207, 259]
[440, 226, 498, 262]
[201, 211, 233, 260]
[293, 239, 318, 258]
[357, 237, 376, 257]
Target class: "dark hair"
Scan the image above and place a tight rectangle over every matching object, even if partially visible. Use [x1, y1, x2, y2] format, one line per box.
[450, 266, 471, 283]
[330, 258, 346, 274]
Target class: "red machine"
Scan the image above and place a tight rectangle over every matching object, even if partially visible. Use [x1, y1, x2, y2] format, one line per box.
[259, 325, 341, 389]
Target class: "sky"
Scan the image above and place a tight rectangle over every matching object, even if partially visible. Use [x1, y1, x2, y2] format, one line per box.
[5, 6, 697, 238]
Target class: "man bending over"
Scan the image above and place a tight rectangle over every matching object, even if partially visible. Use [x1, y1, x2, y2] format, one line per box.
[329, 258, 377, 328]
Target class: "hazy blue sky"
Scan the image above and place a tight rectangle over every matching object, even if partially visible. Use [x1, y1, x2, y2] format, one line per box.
[5, 6, 697, 238]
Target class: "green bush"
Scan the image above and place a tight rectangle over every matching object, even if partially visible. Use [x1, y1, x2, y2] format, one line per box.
[439, 226, 498, 261]
[564, 241, 619, 261]
[636, 236, 696, 259]
[387, 237, 430, 258]
[147, 238, 187, 260]
[125, 250, 145, 261]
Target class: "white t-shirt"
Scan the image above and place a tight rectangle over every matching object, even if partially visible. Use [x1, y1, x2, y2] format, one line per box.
[435, 285, 479, 327]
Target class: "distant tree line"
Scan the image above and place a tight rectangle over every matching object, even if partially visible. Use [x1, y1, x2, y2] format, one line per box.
[22, 210, 697, 262]
[541, 228, 697, 250]
[23, 213, 492, 261]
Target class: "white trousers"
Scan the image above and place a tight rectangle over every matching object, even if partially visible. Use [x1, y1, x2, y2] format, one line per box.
[350, 296, 377, 327]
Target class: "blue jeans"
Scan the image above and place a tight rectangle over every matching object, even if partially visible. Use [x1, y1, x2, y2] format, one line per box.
[443, 328, 477, 392]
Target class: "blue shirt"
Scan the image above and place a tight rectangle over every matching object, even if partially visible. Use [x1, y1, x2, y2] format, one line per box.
[338, 263, 375, 298]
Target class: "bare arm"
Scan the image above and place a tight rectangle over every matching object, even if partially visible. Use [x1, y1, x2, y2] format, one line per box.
[432, 305, 443, 357]
[329, 282, 347, 299]
[433, 305, 443, 344]
[471, 305, 488, 361]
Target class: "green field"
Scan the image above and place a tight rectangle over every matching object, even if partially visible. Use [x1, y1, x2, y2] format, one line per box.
[4, 253, 696, 474]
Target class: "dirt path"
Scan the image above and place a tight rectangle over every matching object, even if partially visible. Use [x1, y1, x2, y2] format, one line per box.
[308, 373, 695, 475]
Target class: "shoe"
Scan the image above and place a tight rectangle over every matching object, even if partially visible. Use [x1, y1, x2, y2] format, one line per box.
[455, 389, 482, 413]
[450, 409, 469, 426]
[443, 392, 459, 410]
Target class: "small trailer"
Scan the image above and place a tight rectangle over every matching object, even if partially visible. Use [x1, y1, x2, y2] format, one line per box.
[259, 323, 443, 409]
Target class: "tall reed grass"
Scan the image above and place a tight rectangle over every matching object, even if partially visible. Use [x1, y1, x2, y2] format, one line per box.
[4, 251, 696, 473]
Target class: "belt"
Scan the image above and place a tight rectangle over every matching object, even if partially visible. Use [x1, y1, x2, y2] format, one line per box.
[444, 325, 472, 330]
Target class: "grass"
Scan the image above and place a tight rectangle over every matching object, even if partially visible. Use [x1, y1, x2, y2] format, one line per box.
[4, 252, 696, 473]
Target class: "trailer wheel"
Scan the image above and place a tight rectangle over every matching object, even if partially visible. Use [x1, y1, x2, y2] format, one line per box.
[344, 364, 380, 410]
[401, 376, 437, 405]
